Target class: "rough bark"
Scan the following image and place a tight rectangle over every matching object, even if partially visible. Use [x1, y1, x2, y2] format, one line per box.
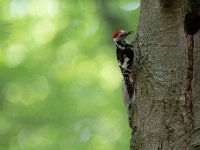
[125, 0, 200, 149]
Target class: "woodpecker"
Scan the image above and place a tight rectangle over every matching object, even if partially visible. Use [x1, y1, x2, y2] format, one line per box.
[112, 30, 138, 99]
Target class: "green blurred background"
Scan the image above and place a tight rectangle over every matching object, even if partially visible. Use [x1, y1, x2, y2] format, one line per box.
[0, 0, 140, 149]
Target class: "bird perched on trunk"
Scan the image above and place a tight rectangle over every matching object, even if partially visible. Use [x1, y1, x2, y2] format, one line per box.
[112, 30, 139, 99]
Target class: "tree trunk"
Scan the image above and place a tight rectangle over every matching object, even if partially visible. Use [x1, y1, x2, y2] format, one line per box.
[125, 0, 200, 149]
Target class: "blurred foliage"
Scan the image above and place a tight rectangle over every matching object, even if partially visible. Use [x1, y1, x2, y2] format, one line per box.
[0, 0, 140, 149]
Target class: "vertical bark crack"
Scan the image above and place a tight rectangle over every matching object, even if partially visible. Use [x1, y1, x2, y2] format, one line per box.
[182, 35, 194, 145]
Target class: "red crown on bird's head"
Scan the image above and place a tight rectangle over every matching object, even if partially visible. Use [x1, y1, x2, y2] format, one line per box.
[112, 30, 125, 39]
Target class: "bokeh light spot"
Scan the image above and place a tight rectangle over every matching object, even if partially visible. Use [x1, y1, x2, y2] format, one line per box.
[32, 20, 56, 44]
[80, 128, 90, 142]
[5, 44, 28, 67]
[119, 1, 140, 11]
[30, 0, 58, 18]
[99, 61, 121, 90]
[4, 76, 49, 105]
[10, 0, 30, 18]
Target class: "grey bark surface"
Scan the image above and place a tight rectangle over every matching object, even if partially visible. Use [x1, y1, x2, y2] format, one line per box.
[125, 0, 200, 149]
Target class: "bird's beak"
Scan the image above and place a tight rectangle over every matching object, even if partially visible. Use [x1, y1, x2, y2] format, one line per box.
[120, 31, 134, 39]
[127, 31, 133, 36]
[123, 31, 133, 38]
